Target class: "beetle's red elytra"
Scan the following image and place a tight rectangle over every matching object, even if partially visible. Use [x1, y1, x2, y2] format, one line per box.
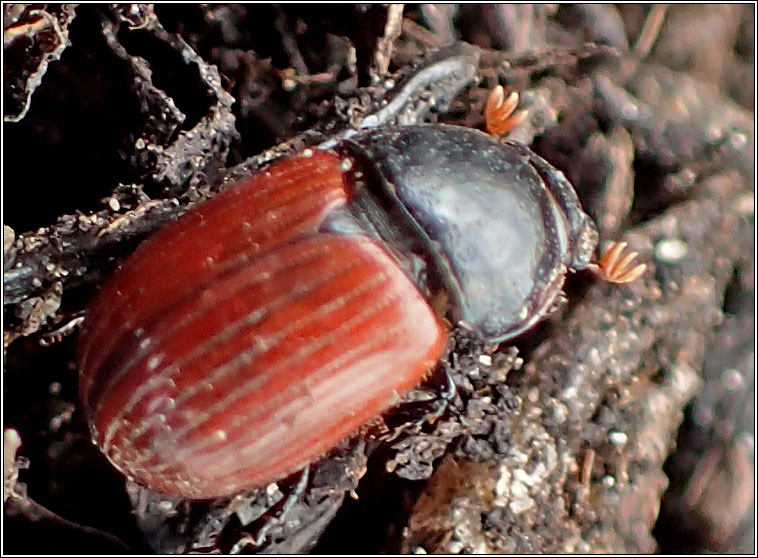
[79, 150, 447, 498]
[80, 151, 349, 388]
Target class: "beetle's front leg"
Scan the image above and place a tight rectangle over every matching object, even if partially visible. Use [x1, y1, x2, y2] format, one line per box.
[320, 42, 481, 148]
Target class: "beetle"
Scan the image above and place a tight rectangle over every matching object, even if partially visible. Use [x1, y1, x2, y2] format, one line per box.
[77, 80, 645, 500]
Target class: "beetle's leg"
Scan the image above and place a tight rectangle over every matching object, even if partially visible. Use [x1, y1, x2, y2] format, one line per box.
[406, 363, 459, 434]
[230, 468, 310, 552]
[319, 43, 480, 148]
[428, 363, 459, 419]
[38, 312, 86, 346]
[587, 241, 647, 283]
[485, 85, 530, 137]
[381, 363, 459, 443]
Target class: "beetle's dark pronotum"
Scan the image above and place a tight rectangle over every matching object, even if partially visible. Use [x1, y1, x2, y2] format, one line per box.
[77, 52, 645, 500]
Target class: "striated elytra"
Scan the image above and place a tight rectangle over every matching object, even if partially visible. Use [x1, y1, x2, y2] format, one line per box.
[78, 124, 598, 499]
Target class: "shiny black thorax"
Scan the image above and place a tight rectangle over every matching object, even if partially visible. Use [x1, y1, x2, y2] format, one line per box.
[328, 124, 598, 343]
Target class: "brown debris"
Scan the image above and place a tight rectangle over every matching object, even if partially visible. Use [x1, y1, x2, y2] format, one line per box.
[4, 4, 76, 122]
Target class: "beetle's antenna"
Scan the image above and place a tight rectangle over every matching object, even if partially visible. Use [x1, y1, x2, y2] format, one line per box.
[587, 241, 647, 284]
[485, 85, 530, 137]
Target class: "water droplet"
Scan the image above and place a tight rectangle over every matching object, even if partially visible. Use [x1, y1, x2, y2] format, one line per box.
[655, 238, 688, 263]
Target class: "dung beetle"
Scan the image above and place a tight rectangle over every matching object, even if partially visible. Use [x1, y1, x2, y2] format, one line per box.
[77, 49, 644, 500]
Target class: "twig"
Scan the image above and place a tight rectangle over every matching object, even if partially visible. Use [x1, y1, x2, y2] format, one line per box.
[373, 4, 405, 80]
[633, 4, 668, 58]
[401, 18, 446, 48]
